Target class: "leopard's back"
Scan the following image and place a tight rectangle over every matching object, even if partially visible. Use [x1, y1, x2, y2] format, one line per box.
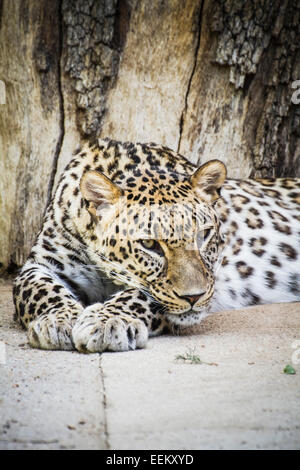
[211, 177, 300, 311]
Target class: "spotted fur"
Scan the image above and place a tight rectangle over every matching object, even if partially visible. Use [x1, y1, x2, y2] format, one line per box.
[13, 139, 300, 352]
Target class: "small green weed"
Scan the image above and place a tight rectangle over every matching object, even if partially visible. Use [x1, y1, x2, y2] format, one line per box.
[175, 347, 217, 366]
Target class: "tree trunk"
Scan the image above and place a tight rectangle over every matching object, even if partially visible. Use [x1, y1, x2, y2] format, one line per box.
[0, 0, 299, 273]
[0, 0, 62, 270]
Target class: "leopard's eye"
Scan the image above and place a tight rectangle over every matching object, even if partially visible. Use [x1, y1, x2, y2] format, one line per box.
[203, 228, 211, 241]
[141, 239, 155, 249]
[140, 239, 164, 256]
[196, 228, 212, 249]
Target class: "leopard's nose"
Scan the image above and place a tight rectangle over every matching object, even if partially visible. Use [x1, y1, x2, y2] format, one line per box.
[178, 292, 205, 306]
[183, 294, 201, 306]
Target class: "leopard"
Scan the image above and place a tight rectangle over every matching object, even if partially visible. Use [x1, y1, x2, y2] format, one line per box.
[13, 138, 300, 353]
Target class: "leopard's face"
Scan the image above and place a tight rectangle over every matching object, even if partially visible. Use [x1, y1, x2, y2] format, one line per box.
[80, 160, 226, 318]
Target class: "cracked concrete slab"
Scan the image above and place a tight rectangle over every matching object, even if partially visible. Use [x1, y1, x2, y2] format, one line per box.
[0, 280, 299, 450]
[102, 303, 300, 450]
[0, 281, 106, 450]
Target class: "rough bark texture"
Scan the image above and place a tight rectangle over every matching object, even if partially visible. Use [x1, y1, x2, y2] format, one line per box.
[0, 0, 62, 270]
[0, 0, 299, 272]
[211, 0, 300, 177]
[179, 0, 300, 177]
[62, 0, 127, 137]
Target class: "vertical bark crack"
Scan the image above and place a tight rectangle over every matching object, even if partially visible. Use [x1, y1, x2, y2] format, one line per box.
[177, 0, 204, 154]
[46, 0, 65, 208]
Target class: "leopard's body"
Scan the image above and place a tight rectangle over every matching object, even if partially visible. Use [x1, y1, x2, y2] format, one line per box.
[13, 139, 300, 352]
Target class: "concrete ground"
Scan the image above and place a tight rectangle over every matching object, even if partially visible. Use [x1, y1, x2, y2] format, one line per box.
[0, 279, 299, 450]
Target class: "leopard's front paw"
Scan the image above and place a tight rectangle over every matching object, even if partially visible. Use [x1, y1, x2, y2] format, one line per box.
[72, 306, 148, 353]
[28, 313, 74, 350]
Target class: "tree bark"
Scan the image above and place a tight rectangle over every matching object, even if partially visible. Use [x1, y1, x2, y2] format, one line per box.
[0, 0, 299, 272]
[0, 0, 62, 270]
[178, 0, 300, 178]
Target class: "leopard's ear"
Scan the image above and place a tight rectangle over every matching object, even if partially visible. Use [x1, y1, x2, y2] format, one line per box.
[80, 170, 123, 210]
[190, 160, 226, 203]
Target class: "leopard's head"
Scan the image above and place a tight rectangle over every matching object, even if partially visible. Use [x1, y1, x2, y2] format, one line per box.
[80, 159, 226, 325]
